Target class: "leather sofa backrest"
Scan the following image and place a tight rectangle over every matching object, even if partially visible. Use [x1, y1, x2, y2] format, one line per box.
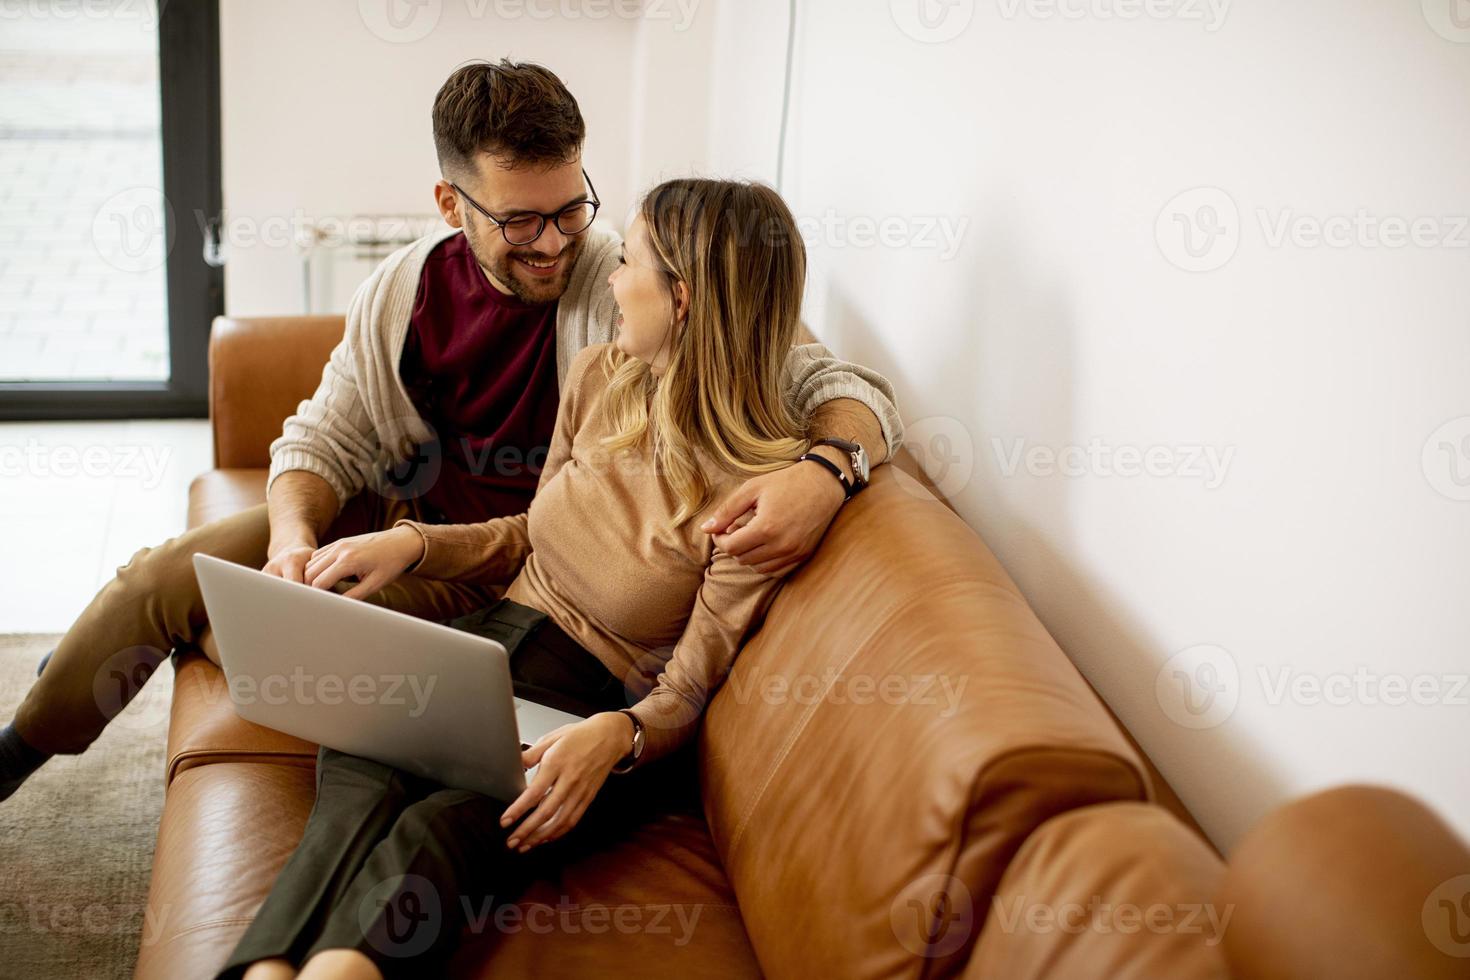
[209, 315, 346, 469]
[698, 465, 1152, 978]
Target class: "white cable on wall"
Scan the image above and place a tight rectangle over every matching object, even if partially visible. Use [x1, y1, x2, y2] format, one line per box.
[776, 0, 797, 193]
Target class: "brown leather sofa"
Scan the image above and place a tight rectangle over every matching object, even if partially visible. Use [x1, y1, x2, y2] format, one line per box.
[134, 316, 1470, 979]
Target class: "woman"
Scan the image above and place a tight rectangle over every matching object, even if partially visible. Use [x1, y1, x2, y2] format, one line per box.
[223, 178, 815, 980]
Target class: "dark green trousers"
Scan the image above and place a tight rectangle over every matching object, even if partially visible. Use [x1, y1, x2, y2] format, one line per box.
[216, 599, 699, 979]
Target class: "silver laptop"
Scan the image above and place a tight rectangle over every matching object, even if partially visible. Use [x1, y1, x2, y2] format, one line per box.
[192, 553, 586, 801]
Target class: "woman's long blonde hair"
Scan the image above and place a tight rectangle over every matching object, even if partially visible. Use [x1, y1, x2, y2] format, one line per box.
[599, 178, 811, 526]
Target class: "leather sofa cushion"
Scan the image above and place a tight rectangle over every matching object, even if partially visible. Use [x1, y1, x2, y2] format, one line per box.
[449, 808, 761, 978]
[967, 802, 1227, 979]
[187, 469, 268, 530]
[166, 652, 317, 785]
[136, 763, 319, 980]
[134, 762, 759, 980]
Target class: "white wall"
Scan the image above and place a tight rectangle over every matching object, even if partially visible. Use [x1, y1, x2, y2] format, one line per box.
[705, 0, 1470, 851]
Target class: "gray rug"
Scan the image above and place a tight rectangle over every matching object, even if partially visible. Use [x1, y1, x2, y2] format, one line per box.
[0, 634, 175, 980]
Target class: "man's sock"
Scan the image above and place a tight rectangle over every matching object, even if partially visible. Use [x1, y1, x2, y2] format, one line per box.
[0, 724, 52, 803]
[37, 648, 54, 677]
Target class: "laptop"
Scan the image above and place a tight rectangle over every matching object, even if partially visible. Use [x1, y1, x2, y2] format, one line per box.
[192, 553, 587, 801]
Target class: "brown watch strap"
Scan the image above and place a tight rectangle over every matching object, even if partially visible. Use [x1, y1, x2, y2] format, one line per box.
[611, 709, 643, 773]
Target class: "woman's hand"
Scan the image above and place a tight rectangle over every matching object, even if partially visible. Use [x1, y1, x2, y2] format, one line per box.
[303, 525, 425, 600]
[501, 712, 634, 853]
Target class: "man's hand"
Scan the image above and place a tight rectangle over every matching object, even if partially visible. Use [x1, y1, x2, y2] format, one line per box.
[264, 470, 339, 583]
[263, 535, 317, 583]
[700, 451, 850, 577]
[501, 712, 631, 853]
[302, 526, 425, 600]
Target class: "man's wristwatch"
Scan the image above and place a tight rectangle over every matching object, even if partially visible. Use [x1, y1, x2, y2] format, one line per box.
[610, 709, 645, 774]
[797, 437, 871, 500]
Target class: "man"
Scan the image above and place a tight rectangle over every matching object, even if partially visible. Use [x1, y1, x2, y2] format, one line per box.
[0, 59, 902, 800]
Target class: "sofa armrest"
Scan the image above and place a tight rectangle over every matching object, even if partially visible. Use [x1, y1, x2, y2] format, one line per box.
[1220, 785, 1470, 980]
[165, 652, 317, 786]
[968, 803, 1227, 980]
[208, 315, 345, 469]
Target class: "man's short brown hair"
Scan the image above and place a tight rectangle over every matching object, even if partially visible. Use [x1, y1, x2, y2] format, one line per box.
[432, 60, 585, 177]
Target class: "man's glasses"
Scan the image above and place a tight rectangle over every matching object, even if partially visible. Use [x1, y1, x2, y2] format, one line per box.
[451, 169, 601, 246]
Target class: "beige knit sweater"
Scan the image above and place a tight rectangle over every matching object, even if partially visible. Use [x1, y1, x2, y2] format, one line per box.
[397, 343, 791, 769]
[267, 223, 904, 511]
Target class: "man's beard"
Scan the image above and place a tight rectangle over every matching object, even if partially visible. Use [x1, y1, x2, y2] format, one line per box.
[464, 223, 581, 305]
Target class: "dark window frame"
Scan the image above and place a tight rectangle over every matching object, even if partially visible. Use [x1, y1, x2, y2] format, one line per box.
[0, 0, 223, 420]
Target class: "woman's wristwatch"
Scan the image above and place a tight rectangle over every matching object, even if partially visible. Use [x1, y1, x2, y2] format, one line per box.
[797, 437, 871, 500]
[610, 709, 645, 774]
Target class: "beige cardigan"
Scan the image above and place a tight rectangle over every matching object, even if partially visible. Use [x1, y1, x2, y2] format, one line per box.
[267, 223, 904, 510]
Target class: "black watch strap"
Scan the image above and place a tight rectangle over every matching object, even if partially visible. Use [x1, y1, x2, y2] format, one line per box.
[611, 709, 644, 774]
[797, 452, 854, 500]
[810, 438, 869, 493]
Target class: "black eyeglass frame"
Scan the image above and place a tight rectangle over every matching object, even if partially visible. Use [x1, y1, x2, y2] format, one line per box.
[450, 169, 601, 245]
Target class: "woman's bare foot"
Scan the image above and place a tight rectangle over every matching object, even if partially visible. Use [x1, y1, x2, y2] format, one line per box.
[242, 959, 296, 980]
[296, 948, 383, 980]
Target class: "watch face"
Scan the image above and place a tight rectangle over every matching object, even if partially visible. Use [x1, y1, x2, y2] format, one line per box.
[854, 446, 871, 484]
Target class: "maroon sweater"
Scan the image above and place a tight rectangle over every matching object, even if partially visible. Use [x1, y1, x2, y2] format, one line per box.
[398, 233, 561, 525]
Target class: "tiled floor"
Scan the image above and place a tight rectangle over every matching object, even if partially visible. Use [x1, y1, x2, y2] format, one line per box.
[0, 419, 211, 633]
[0, 2, 169, 382]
